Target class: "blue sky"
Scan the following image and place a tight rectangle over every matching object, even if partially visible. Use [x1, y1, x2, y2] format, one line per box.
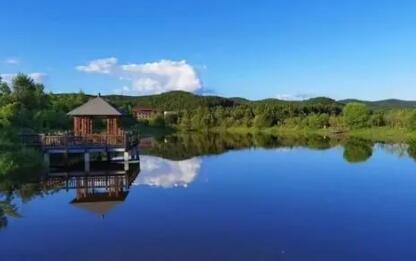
[1, 0, 416, 100]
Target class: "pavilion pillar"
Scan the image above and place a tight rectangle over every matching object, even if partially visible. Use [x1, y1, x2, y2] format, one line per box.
[106, 117, 111, 135]
[73, 117, 77, 135]
[81, 117, 86, 136]
[88, 117, 92, 134]
[113, 117, 117, 135]
[106, 116, 120, 135]
[74, 117, 82, 136]
[82, 117, 88, 136]
[77, 116, 93, 136]
[77, 116, 81, 136]
[80, 117, 84, 136]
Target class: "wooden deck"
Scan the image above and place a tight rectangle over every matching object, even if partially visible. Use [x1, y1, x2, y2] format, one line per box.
[21, 133, 138, 152]
[42, 166, 140, 191]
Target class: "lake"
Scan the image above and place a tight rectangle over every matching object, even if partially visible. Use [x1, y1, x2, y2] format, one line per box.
[2, 133, 416, 260]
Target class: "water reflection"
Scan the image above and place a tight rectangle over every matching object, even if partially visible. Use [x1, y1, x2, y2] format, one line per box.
[408, 140, 416, 161]
[0, 169, 50, 229]
[140, 132, 342, 160]
[133, 156, 201, 188]
[343, 138, 373, 163]
[0, 200, 20, 230]
[43, 163, 140, 217]
[141, 133, 375, 162]
[4, 132, 416, 259]
[377, 143, 409, 157]
[2, 132, 416, 230]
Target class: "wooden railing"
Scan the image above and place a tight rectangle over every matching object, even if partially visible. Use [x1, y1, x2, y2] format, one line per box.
[43, 134, 125, 147]
[21, 133, 138, 149]
[43, 175, 129, 190]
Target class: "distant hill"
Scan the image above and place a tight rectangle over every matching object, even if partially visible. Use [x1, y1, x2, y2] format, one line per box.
[105, 91, 239, 111]
[103, 92, 416, 110]
[338, 99, 416, 109]
[53, 91, 416, 111]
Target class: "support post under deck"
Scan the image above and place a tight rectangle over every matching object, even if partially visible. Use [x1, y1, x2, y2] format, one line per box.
[124, 151, 129, 171]
[44, 152, 50, 169]
[84, 151, 90, 173]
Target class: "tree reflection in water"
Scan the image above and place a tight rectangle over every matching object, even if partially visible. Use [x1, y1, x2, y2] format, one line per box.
[2, 132, 416, 230]
[343, 138, 373, 163]
[0, 200, 20, 230]
[407, 140, 416, 161]
[140, 132, 343, 160]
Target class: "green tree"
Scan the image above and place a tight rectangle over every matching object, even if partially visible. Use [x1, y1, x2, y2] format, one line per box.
[149, 114, 165, 127]
[253, 112, 274, 128]
[0, 103, 19, 128]
[384, 110, 409, 129]
[343, 102, 370, 129]
[34, 110, 70, 131]
[164, 113, 178, 126]
[407, 110, 416, 130]
[11, 74, 47, 111]
[306, 113, 329, 129]
[368, 112, 385, 127]
[0, 77, 11, 96]
[179, 111, 192, 130]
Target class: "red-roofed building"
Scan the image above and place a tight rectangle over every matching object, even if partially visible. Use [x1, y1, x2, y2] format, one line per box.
[132, 106, 158, 120]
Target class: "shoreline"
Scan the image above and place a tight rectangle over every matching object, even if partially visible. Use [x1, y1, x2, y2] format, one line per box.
[173, 126, 416, 144]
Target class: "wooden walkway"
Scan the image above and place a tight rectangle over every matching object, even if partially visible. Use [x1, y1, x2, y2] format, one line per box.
[21, 133, 140, 172]
[21, 133, 138, 152]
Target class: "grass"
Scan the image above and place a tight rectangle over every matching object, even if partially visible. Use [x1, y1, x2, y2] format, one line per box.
[138, 122, 416, 144]
[346, 127, 416, 143]
[208, 126, 416, 143]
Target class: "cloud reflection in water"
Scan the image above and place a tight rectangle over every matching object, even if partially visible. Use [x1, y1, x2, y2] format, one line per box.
[133, 156, 201, 188]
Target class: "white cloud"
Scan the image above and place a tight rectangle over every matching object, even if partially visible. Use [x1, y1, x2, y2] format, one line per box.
[76, 57, 117, 74]
[0, 72, 47, 85]
[3, 58, 20, 65]
[276, 93, 314, 101]
[76, 58, 202, 95]
[133, 156, 201, 188]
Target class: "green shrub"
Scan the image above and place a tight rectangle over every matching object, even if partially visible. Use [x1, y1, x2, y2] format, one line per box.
[368, 112, 385, 127]
[407, 110, 416, 130]
[253, 113, 274, 128]
[149, 114, 165, 128]
[343, 103, 370, 129]
[306, 113, 329, 129]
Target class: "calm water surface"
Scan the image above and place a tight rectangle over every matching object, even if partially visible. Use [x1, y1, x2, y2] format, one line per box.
[2, 134, 416, 260]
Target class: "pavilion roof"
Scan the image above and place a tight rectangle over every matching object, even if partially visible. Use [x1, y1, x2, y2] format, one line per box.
[70, 192, 128, 216]
[72, 201, 122, 216]
[67, 96, 122, 116]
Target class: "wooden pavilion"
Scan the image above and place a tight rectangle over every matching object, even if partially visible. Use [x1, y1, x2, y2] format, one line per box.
[67, 95, 123, 136]
[41, 95, 139, 172]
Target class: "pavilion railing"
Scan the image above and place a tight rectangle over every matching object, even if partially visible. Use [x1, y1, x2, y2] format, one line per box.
[21, 133, 138, 149]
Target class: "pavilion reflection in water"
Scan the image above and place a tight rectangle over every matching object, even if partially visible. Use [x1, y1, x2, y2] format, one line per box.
[42, 162, 140, 217]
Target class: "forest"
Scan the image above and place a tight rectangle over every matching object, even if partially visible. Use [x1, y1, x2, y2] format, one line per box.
[2, 74, 416, 136]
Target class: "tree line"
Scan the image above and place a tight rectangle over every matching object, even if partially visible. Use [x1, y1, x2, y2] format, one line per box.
[151, 100, 416, 131]
[0, 74, 88, 133]
[3, 74, 416, 133]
